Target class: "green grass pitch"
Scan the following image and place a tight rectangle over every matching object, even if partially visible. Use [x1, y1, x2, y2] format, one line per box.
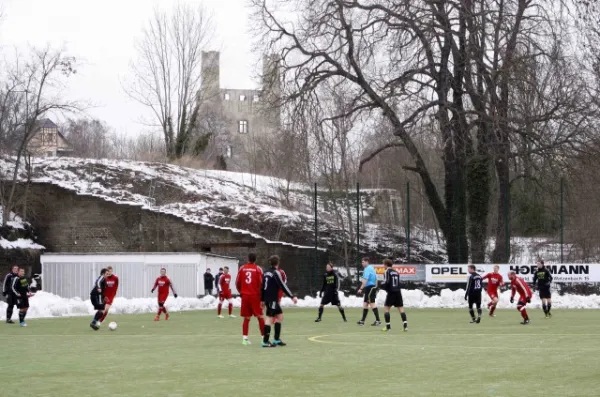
[1, 308, 598, 397]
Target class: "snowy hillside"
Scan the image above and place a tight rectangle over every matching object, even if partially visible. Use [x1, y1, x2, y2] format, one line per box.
[0, 156, 444, 262]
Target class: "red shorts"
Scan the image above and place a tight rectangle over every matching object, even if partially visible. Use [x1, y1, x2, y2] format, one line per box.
[240, 295, 263, 317]
[158, 295, 169, 304]
[487, 292, 498, 300]
[105, 296, 115, 305]
[219, 291, 232, 301]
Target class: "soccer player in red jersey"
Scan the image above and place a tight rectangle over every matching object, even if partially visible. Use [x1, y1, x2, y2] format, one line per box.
[151, 268, 178, 321]
[508, 270, 533, 325]
[97, 266, 119, 326]
[236, 253, 265, 345]
[217, 266, 235, 319]
[482, 265, 504, 317]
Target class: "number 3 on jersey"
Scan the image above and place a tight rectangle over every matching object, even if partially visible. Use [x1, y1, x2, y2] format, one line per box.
[245, 271, 252, 284]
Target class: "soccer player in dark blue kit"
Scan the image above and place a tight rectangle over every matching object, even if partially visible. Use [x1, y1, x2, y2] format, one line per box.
[261, 255, 298, 348]
[465, 264, 483, 323]
[89, 268, 107, 331]
[379, 259, 408, 332]
[3, 265, 19, 324]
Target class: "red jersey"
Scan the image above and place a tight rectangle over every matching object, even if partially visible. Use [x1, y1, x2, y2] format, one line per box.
[153, 276, 176, 301]
[104, 274, 119, 299]
[277, 269, 287, 302]
[219, 273, 232, 294]
[511, 276, 532, 300]
[236, 263, 263, 296]
[482, 273, 503, 295]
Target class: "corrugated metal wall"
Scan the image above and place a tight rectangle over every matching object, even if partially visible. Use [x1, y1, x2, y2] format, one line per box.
[40, 254, 238, 299]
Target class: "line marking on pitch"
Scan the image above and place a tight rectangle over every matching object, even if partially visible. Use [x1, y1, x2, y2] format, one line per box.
[307, 334, 600, 350]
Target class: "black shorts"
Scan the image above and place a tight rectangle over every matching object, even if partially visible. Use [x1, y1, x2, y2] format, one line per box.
[363, 286, 377, 304]
[321, 292, 341, 306]
[16, 296, 29, 309]
[468, 292, 482, 307]
[539, 286, 551, 299]
[265, 301, 283, 317]
[91, 294, 105, 311]
[384, 291, 404, 308]
[5, 294, 16, 307]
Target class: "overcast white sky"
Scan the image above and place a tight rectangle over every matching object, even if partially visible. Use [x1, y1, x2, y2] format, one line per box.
[0, 0, 258, 136]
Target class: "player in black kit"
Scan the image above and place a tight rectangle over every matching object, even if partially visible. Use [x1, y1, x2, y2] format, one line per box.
[90, 268, 107, 330]
[315, 263, 347, 323]
[533, 260, 553, 318]
[261, 255, 298, 348]
[3, 265, 19, 324]
[11, 268, 34, 327]
[465, 264, 483, 323]
[379, 259, 408, 332]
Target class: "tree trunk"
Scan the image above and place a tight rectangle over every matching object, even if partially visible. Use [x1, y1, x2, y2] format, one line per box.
[493, 154, 511, 262]
[444, 158, 470, 264]
[467, 153, 490, 263]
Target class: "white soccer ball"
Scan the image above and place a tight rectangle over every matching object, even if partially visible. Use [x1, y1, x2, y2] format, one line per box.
[108, 321, 118, 331]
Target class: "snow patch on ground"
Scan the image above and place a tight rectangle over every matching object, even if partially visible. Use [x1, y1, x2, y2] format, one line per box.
[1, 289, 598, 321]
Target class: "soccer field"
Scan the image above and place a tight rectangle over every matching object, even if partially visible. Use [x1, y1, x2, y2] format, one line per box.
[1, 308, 598, 397]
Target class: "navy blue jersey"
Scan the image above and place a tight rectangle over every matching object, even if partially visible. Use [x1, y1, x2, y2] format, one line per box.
[465, 273, 483, 299]
[3, 272, 17, 296]
[261, 267, 293, 302]
[90, 275, 106, 297]
[381, 268, 402, 293]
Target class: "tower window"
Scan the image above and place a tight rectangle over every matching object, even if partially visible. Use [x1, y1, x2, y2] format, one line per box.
[238, 120, 248, 134]
[224, 93, 230, 100]
[239, 94, 246, 101]
[253, 95, 260, 102]
[226, 145, 232, 158]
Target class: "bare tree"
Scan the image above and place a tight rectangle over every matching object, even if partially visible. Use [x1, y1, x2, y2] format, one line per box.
[0, 47, 78, 225]
[62, 118, 113, 159]
[127, 3, 215, 160]
[251, 0, 596, 264]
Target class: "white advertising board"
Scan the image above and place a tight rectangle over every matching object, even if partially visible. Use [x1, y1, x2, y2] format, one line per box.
[425, 264, 600, 283]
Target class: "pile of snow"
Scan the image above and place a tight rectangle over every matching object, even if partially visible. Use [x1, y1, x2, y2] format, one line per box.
[0, 205, 45, 250]
[1, 289, 598, 321]
[0, 238, 44, 250]
[0, 291, 224, 320]
[0, 206, 28, 229]
[288, 289, 600, 310]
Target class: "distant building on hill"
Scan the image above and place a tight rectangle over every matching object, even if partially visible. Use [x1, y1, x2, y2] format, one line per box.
[199, 51, 281, 173]
[26, 118, 73, 157]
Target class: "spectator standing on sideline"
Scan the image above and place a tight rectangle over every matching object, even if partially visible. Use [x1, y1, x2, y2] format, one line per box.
[203, 268, 215, 296]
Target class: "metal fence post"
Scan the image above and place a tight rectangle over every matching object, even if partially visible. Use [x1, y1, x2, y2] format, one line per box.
[356, 182, 360, 283]
[560, 177, 564, 263]
[314, 182, 318, 292]
[406, 181, 411, 264]
[505, 187, 510, 262]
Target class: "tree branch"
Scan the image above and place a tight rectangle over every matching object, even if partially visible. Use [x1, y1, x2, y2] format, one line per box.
[358, 142, 405, 172]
